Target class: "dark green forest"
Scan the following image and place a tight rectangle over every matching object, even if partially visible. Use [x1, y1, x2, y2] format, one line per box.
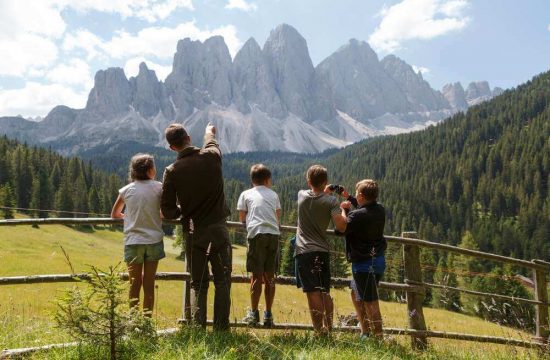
[0, 137, 123, 219]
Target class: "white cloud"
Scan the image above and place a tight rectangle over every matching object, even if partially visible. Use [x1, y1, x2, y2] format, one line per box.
[0, 34, 59, 76]
[62, 30, 107, 61]
[124, 57, 172, 81]
[0, 0, 66, 76]
[548, 24, 550, 31]
[46, 59, 93, 89]
[225, 0, 257, 12]
[0, 82, 88, 117]
[74, 21, 242, 60]
[369, 0, 470, 53]
[412, 65, 430, 75]
[0, 0, 66, 39]
[65, 0, 194, 22]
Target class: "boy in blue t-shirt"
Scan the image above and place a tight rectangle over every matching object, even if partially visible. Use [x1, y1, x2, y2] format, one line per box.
[333, 179, 386, 339]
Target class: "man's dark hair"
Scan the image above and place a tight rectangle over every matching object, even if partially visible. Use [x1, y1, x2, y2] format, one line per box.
[306, 165, 328, 189]
[165, 123, 189, 148]
[129, 154, 155, 181]
[250, 164, 272, 185]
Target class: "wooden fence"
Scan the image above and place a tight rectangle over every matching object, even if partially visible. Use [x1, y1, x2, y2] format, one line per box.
[0, 217, 549, 355]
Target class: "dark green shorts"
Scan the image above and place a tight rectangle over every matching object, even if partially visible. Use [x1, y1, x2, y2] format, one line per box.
[124, 241, 165, 264]
[246, 233, 280, 274]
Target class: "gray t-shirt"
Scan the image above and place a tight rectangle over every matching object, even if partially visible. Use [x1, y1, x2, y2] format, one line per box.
[237, 186, 281, 238]
[295, 190, 340, 255]
[119, 180, 163, 245]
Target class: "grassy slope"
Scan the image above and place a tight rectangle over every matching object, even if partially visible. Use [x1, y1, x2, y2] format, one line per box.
[0, 219, 539, 359]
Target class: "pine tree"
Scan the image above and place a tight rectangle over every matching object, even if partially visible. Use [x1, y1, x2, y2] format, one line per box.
[0, 184, 15, 219]
[55, 175, 73, 217]
[432, 254, 461, 312]
[29, 177, 41, 218]
[420, 248, 437, 305]
[88, 187, 101, 216]
[279, 236, 295, 276]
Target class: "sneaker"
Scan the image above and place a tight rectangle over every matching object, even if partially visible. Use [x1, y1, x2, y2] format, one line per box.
[359, 332, 371, 340]
[242, 309, 260, 326]
[263, 311, 274, 327]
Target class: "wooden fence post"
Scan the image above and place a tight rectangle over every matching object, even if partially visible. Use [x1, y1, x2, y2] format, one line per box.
[182, 227, 193, 322]
[532, 260, 549, 344]
[402, 231, 428, 350]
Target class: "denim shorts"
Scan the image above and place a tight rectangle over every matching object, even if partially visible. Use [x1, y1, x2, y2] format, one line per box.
[124, 241, 165, 264]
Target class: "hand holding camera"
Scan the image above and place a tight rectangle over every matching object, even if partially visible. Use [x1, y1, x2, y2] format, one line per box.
[327, 184, 344, 195]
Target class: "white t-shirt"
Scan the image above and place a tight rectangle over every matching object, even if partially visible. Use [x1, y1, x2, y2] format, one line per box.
[119, 180, 163, 245]
[236, 186, 281, 239]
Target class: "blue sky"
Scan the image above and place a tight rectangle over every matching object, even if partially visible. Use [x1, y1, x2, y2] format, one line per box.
[0, 0, 548, 117]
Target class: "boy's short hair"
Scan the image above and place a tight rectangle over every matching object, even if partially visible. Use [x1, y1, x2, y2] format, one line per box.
[356, 179, 379, 201]
[165, 123, 189, 148]
[307, 165, 328, 189]
[129, 154, 155, 181]
[250, 164, 271, 185]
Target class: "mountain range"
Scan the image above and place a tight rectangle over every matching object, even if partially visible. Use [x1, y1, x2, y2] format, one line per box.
[0, 24, 503, 154]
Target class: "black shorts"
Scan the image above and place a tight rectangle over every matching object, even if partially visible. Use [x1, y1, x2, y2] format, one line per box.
[295, 251, 331, 293]
[350, 272, 383, 302]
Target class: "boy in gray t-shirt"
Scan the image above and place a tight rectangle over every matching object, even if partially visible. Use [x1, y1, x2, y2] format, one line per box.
[295, 165, 347, 333]
[237, 164, 281, 327]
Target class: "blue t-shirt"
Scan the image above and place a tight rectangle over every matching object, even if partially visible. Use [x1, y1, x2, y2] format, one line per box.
[352, 255, 386, 274]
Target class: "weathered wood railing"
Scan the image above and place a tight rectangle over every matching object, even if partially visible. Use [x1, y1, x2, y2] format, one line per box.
[0, 217, 549, 354]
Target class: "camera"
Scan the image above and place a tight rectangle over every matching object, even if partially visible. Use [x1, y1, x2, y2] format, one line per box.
[328, 184, 344, 195]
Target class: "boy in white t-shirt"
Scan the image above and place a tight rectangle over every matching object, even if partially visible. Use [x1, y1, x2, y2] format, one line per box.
[237, 164, 281, 327]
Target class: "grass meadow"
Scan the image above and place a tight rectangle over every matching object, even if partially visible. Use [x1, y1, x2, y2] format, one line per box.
[0, 219, 544, 359]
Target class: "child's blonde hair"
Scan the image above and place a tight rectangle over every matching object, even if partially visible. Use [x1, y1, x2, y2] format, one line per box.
[356, 179, 379, 201]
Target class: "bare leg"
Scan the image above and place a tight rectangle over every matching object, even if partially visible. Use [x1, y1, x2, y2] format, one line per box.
[250, 274, 263, 311]
[306, 291, 325, 332]
[143, 260, 159, 316]
[127, 263, 143, 309]
[263, 272, 276, 312]
[322, 292, 333, 331]
[350, 290, 370, 335]
[365, 300, 383, 337]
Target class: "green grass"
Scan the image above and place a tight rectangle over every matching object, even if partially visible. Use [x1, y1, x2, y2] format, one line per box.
[0, 218, 542, 359]
[28, 327, 543, 360]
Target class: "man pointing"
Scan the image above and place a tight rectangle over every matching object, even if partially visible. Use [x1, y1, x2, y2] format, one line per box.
[161, 122, 232, 331]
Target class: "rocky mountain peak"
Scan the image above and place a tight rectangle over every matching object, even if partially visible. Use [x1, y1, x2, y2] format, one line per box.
[442, 82, 468, 110]
[232, 37, 284, 117]
[86, 67, 132, 116]
[342, 39, 379, 64]
[316, 39, 411, 120]
[466, 81, 492, 101]
[130, 62, 163, 118]
[166, 35, 233, 117]
[381, 55, 449, 111]
[263, 23, 315, 120]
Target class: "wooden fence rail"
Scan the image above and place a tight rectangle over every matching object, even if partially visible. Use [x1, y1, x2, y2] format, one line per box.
[1, 217, 549, 351]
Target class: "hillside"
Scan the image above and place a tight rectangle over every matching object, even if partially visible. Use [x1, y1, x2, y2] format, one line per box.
[0, 219, 537, 359]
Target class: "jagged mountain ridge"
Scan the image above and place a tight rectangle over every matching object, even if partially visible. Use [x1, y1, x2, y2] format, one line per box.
[0, 24, 502, 154]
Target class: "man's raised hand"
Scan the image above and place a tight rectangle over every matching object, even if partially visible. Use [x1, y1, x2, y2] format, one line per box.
[206, 123, 216, 135]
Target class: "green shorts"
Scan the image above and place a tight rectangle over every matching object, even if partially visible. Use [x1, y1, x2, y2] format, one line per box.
[124, 241, 165, 264]
[246, 233, 280, 274]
